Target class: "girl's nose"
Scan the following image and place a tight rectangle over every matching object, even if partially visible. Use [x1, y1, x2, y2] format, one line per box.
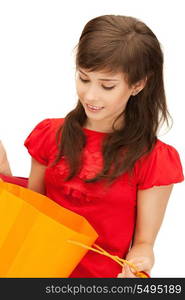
[84, 86, 99, 103]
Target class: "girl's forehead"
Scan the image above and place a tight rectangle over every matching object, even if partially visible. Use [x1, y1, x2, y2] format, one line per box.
[78, 67, 124, 79]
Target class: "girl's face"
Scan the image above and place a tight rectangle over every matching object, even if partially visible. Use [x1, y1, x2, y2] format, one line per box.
[76, 68, 136, 131]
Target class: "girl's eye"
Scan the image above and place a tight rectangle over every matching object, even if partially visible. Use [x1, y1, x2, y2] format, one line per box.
[79, 76, 89, 83]
[79, 76, 115, 90]
[102, 86, 115, 90]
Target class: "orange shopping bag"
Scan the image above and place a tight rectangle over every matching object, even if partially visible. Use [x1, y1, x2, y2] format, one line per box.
[0, 181, 98, 278]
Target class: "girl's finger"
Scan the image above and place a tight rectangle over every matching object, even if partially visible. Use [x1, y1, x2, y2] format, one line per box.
[126, 257, 152, 273]
[117, 272, 124, 278]
[124, 264, 137, 278]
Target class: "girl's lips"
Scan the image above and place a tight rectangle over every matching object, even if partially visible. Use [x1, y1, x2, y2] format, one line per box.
[86, 104, 104, 112]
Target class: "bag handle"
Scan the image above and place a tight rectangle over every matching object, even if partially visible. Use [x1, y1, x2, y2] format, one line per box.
[68, 240, 150, 278]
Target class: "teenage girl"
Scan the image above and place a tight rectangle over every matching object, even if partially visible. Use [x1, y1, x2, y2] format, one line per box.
[23, 15, 184, 278]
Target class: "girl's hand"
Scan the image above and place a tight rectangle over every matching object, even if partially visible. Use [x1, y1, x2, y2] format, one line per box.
[117, 243, 154, 278]
[117, 256, 152, 278]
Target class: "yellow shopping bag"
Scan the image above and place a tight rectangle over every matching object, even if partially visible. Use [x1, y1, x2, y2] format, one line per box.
[0, 181, 98, 278]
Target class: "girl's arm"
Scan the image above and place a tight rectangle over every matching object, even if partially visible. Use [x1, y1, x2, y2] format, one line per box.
[0, 141, 12, 176]
[28, 158, 47, 194]
[118, 184, 173, 277]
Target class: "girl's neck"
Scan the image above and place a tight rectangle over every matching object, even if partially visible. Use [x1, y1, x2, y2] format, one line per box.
[83, 121, 112, 133]
[84, 118, 124, 133]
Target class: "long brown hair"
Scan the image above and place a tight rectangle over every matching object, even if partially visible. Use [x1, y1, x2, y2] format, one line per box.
[54, 15, 172, 183]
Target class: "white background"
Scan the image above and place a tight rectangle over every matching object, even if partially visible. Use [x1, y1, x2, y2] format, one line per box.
[0, 0, 185, 277]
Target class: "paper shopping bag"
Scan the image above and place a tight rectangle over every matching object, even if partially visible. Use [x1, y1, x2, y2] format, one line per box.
[0, 181, 98, 278]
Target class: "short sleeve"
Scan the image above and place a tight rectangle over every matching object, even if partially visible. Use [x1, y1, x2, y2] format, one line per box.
[135, 141, 184, 190]
[24, 119, 54, 166]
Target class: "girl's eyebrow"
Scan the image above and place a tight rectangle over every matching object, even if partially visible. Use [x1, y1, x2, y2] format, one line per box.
[79, 69, 120, 82]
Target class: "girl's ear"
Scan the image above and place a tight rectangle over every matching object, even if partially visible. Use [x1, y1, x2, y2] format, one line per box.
[132, 77, 147, 96]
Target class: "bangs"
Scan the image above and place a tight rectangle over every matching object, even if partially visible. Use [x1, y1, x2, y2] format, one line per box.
[75, 35, 124, 74]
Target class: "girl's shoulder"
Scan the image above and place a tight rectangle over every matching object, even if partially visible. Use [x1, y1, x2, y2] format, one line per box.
[26, 118, 65, 140]
[140, 138, 182, 161]
[24, 118, 65, 165]
[134, 138, 184, 190]
[34, 118, 64, 131]
[154, 138, 178, 151]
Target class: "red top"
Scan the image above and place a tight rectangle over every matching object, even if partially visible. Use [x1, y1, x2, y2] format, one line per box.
[24, 118, 184, 278]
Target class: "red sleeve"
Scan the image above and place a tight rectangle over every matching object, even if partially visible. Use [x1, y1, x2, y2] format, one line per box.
[135, 141, 184, 190]
[0, 174, 28, 187]
[24, 119, 55, 166]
